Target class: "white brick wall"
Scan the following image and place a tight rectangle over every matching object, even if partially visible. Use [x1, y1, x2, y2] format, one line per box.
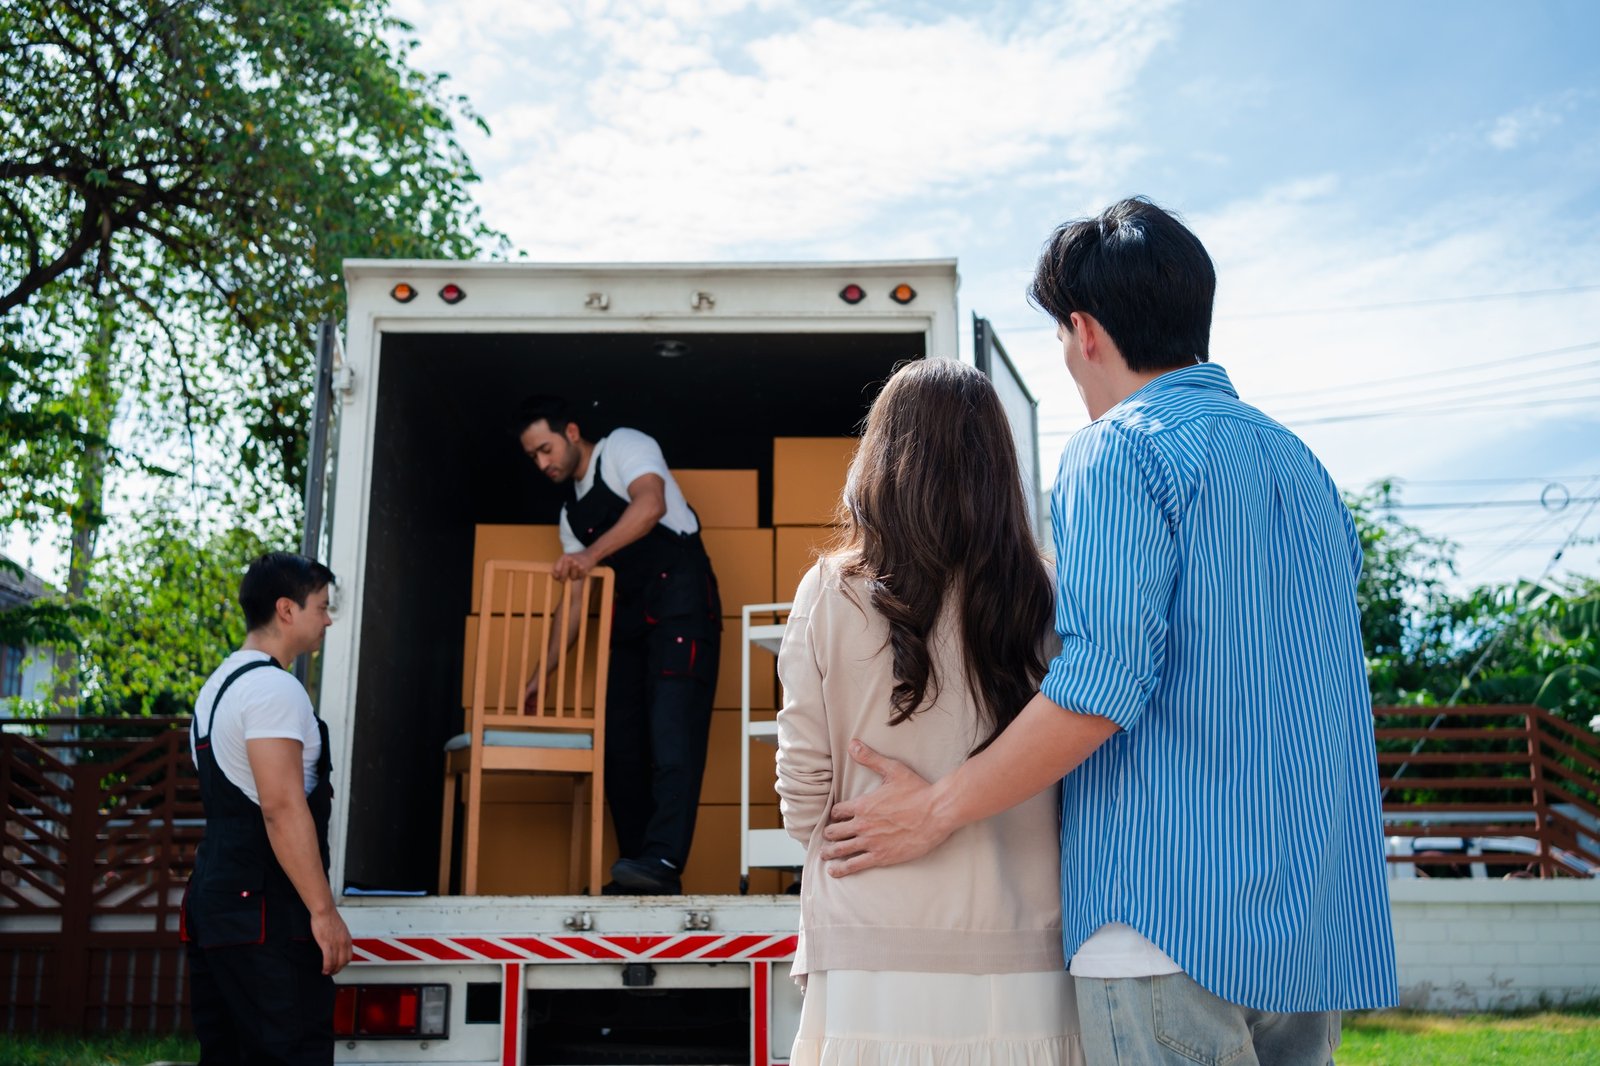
[1390, 880, 1600, 1011]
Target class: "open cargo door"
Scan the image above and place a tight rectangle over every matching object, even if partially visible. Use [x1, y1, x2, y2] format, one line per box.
[973, 314, 1044, 535]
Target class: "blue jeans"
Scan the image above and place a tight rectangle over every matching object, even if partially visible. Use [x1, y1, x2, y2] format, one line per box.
[1075, 972, 1340, 1065]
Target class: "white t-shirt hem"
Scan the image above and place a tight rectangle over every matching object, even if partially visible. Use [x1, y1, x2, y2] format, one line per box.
[1068, 922, 1185, 979]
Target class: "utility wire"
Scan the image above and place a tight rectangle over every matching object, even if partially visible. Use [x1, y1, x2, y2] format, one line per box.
[1223, 282, 1600, 321]
[1274, 374, 1600, 421]
[995, 286, 1600, 333]
[1268, 360, 1600, 417]
[1282, 393, 1600, 426]
[1251, 341, 1600, 402]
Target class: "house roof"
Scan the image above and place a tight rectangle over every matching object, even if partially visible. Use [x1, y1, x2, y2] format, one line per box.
[0, 553, 55, 612]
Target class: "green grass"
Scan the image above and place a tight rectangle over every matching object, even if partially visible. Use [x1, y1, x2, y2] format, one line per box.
[6, 1014, 1600, 1065]
[0, 1034, 198, 1066]
[1339, 1009, 1600, 1065]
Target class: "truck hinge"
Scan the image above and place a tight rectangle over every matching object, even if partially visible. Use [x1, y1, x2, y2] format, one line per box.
[332, 365, 355, 402]
[563, 911, 594, 931]
[683, 910, 712, 931]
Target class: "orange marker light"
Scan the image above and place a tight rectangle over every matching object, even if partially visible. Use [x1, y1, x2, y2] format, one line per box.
[890, 283, 917, 305]
[390, 283, 416, 303]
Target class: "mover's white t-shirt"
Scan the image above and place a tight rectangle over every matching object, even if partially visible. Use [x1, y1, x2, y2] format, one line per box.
[558, 429, 699, 553]
[190, 650, 321, 804]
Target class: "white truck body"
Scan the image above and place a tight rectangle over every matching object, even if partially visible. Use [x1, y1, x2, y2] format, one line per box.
[323, 260, 1037, 1066]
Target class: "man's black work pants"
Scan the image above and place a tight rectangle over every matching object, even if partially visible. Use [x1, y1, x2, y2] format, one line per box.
[604, 621, 719, 870]
[187, 929, 333, 1065]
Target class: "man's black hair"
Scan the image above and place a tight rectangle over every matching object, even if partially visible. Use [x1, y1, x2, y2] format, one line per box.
[1028, 197, 1215, 374]
[512, 394, 585, 439]
[239, 552, 336, 631]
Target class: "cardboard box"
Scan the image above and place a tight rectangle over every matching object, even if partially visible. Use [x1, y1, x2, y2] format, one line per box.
[702, 528, 775, 616]
[682, 804, 787, 894]
[714, 627, 777, 710]
[471, 525, 566, 612]
[775, 526, 840, 604]
[772, 437, 856, 526]
[466, 798, 788, 895]
[671, 469, 758, 529]
[700, 709, 782, 805]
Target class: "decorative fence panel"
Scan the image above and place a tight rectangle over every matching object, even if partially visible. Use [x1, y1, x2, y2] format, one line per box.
[3, 708, 1598, 1033]
[1, 718, 198, 1033]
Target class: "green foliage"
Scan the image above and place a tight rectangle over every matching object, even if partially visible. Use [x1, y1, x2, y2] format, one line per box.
[1347, 483, 1463, 705]
[70, 507, 267, 716]
[1347, 483, 1600, 730]
[1, 0, 501, 686]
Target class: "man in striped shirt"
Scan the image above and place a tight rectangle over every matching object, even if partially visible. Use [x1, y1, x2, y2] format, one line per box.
[823, 198, 1397, 1063]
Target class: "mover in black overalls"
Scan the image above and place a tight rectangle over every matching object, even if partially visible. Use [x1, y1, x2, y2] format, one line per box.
[516, 396, 722, 895]
[183, 552, 351, 1064]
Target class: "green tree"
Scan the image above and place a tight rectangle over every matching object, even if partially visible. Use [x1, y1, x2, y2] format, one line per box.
[1346, 483, 1464, 705]
[72, 507, 267, 717]
[1, 0, 500, 686]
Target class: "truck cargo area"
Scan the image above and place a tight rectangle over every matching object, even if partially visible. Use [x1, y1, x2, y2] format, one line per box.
[342, 329, 926, 895]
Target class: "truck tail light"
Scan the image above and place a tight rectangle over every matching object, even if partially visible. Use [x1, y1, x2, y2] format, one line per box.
[333, 983, 449, 1039]
[890, 283, 917, 304]
[839, 284, 865, 304]
[390, 283, 417, 303]
[439, 283, 466, 304]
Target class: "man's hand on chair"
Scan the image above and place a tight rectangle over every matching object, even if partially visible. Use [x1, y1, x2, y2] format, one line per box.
[554, 550, 597, 582]
[523, 673, 543, 713]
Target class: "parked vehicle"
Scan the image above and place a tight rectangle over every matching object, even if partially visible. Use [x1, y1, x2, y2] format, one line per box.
[315, 260, 1040, 1065]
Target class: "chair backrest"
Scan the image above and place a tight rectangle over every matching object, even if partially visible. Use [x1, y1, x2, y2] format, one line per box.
[469, 560, 615, 738]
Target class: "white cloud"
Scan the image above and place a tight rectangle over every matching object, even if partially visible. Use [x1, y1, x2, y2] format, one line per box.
[402, 1, 1176, 259]
[1486, 101, 1564, 151]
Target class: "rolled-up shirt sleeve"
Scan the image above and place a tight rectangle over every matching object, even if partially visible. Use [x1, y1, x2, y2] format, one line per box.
[775, 565, 832, 843]
[1041, 420, 1179, 732]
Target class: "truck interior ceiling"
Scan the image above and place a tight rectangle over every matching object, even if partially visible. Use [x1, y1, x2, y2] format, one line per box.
[344, 330, 926, 892]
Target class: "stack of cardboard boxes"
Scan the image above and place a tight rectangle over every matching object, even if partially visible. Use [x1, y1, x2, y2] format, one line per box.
[456, 438, 855, 894]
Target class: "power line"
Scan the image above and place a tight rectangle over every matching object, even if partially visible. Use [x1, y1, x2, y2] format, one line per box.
[1385, 496, 1600, 512]
[1283, 392, 1600, 426]
[993, 285, 1600, 333]
[1268, 360, 1600, 417]
[1222, 282, 1600, 321]
[1250, 341, 1600, 402]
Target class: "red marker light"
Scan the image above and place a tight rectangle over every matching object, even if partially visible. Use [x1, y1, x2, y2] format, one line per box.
[890, 283, 917, 305]
[839, 284, 866, 305]
[439, 283, 466, 304]
[390, 283, 416, 303]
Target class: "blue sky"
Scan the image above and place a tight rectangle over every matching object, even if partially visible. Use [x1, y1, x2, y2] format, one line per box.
[10, 0, 1599, 591]
[379, 0, 1600, 589]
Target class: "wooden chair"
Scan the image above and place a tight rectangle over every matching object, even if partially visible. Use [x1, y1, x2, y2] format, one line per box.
[440, 560, 614, 895]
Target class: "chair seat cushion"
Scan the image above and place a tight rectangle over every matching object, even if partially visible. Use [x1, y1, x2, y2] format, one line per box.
[443, 729, 594, 753]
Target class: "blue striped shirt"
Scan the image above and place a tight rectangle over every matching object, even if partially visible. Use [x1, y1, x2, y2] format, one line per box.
[1043, 362, 1398, 1013]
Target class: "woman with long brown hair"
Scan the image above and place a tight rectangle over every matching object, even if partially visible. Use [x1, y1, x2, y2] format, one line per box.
[777, 359, 1083, 1065]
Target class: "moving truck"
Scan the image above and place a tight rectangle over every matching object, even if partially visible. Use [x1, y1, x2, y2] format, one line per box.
[319, 260, 1040, 1065]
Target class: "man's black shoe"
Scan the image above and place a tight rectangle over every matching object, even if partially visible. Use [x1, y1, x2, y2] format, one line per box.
[600, 880, 643, 896]
[610, 857, 683, 894]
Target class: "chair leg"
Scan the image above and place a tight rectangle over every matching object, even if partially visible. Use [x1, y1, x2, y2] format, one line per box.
[464, 763, 484, 896]
[438, 769, 457, 895]
[567, 778, 583, 895]
[588, 770, 605, 897]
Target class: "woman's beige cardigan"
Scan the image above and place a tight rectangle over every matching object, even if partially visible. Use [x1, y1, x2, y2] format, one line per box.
[775, 558, 1065, 977]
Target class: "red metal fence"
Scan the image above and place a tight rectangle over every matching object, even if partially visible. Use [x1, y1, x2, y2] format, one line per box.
[3, 707, 1598, 1034]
